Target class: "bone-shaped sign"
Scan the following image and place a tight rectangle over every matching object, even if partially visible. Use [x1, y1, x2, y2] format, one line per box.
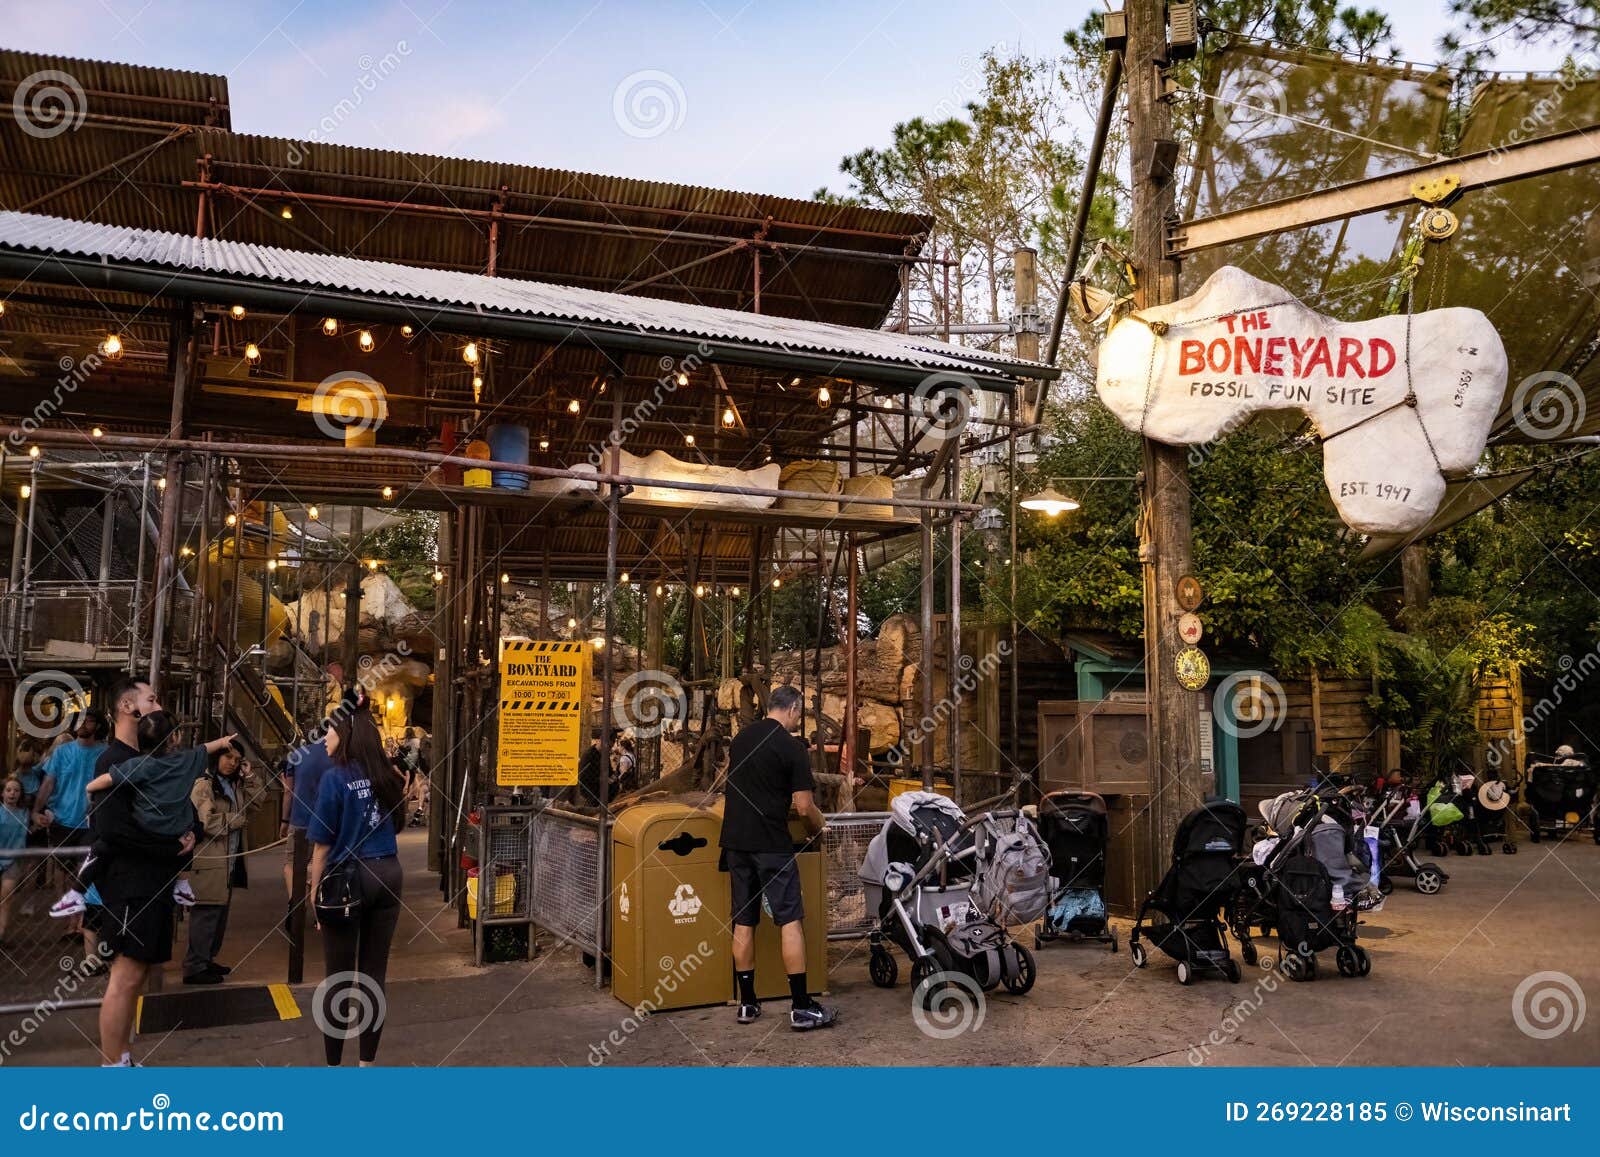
[1095, 267, 1506, 535]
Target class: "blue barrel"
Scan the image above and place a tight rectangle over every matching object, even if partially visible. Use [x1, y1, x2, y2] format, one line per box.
[487, 423, 530, 490]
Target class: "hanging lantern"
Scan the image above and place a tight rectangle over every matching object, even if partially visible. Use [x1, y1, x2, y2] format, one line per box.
[321, 317, 340, 336]
[358, 330, 375, 352]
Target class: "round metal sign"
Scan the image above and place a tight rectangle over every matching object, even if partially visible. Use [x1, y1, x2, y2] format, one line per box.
[1175, 575, 1204, 611]
[1178, 612, 1203, 645]
[1175, 646, 1211, 691]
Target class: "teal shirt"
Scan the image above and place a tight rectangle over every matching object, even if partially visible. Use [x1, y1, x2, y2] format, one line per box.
[41, 742, 105, 830]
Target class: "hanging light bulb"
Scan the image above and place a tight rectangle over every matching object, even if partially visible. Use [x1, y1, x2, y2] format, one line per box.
[790, 376, 802, 387]
[401, 324, 414, 337]
[722, 407, 735, 428]
[684, 433, 695, 447]
[694, 584, 705, 598]
[567, 398, 581, 414]
[538, 437, 550, 452]
[101, 333, 123, 359]
[358, 329, 375, 352]
[674, 370, 689, 387]
[230, 304, 246, 320]
[321, 317, 340, 337]
[225, 513, 237, 527]
[90, 427, 104, 438]
[567, 616, 577, 630]
[367, 559, 379, 571]
[817, 385, 831, 407]
[433, 568, 445, 583]
[244, 342, 261, 362]
[279, 205, 294, 220]
[501, 573, 510, 584]
[462, 341, 480, 365]
[156, 477, 167, 491]
[19, 484, 30, 499]
[266, 558, 278, 571]
[731, 586, 741, 597]
[619, 572, 630, 584]
[472, 376, 483, 404]
[179, 546, 194, 558]
[591, 636, 606, 650]
[306, 505, 319, 520]
[772, 577, 782, 589]
[0, 301, 6, 317]
[654, 584, 664, 597]
[27, 445, 40, 459]
[381, 485, 394, 500]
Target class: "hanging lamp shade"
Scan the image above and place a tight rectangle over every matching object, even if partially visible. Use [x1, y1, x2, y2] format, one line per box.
[1019, 485, 1080, 516]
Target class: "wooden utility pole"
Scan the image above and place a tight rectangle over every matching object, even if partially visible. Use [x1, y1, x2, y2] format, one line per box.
[1128, 0, 1204, 872]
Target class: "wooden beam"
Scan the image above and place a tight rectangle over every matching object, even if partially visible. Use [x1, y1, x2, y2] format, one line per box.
[1168, 124, 1600, 258]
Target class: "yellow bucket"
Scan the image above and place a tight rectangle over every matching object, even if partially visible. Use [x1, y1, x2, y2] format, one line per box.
[466, 873, 516, 919]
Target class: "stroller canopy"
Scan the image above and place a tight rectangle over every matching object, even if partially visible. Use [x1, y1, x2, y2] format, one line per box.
[1173, 799, 1247, 862]
[859, 791, 969, 887]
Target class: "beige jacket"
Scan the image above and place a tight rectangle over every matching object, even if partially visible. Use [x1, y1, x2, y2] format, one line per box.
[188, 772, 252, 906]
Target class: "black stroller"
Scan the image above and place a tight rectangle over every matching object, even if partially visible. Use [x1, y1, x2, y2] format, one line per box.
[1524, 755, 1599, 844]
[1034, 791, 1117, 952]
[1130, 800, 1246, 985]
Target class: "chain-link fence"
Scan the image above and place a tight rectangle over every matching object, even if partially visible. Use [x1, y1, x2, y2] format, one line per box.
[529, 805, 607, 956]
[474, 806, 535, 965]
[0, 847, 110, 1016]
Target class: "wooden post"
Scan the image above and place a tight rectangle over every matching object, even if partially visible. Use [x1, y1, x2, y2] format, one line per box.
[1129, 0, 1203, 870]
[1400, 542, 1431, 609]
[148, 305, 198, 695]
[341, 506, 365, 680]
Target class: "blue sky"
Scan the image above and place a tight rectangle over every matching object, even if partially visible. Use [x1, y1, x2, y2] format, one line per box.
[1, 0, 1564, 198]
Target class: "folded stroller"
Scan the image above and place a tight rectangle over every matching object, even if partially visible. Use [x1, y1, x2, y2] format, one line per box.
[1130, 800, 1246, 985]
[1234, 791, 1373, 981]
[1524, 755, 1598, 844]
[1034, 790, 1117, 952]
[859, 792, 1045, 1000]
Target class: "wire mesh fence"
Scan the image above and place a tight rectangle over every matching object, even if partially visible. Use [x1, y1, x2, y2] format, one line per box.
[821, 812, 889, 939]
[529, 806, 606, 956]
[0, 847, 111, 1014]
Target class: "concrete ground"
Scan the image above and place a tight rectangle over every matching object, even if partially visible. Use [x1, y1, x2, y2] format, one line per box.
[6, 830, 1597, 1066]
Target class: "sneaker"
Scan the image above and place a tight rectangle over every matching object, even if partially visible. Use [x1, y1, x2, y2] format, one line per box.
[736, 1002, 762, 1025]
[172, 880, 196, 908]
[208, 963, 232, 976]
[183, 971, 223, 986]
[789, 1002, 838, 1032]
[49, 890, 86, 919]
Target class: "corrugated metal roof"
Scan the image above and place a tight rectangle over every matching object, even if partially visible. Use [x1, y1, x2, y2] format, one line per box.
[0, 210, 1052, 383]
[0, 48, 229, 127]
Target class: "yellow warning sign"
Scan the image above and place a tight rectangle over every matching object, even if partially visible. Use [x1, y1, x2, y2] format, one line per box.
[496, 640, 590, 787]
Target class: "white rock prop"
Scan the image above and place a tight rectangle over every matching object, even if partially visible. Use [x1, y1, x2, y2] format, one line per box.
[1095, 266, 1506, 534]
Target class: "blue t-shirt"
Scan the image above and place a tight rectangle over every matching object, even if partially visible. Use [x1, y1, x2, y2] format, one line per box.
[0, 804, 28, 871]
[42, 742, 105, 830]
[307, 764, 398, 862]
[285, 741, 334, 830]
[16, 764, 43, 797]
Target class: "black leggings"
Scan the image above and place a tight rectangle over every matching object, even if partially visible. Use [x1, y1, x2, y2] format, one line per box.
[317, 855, 403, 1065]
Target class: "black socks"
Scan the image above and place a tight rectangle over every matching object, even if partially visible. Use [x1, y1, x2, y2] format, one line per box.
[735, 969, 757, 1005]
[788, 972, 811, 1009]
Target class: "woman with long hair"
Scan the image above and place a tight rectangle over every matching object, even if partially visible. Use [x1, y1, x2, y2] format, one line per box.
[307, 700, 406, 1066]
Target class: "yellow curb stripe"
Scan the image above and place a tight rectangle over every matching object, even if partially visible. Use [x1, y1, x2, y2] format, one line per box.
[269, 983, 302, 1021]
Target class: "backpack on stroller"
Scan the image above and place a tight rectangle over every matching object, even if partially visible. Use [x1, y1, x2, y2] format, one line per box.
[1524, 755, 1598, 844]
[1130, 800, 1246, 985]
[859, 792, 1042, 1001]
[1234, 791, 1373, 981]
[1033, 790, 1117, 952]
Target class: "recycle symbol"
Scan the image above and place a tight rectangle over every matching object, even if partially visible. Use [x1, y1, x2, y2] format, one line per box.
[667, 883, 702, 918]
[618, 882, 630, 917]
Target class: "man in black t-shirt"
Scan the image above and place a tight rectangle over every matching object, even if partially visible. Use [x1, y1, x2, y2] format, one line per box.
[718, 685, 833, 1031]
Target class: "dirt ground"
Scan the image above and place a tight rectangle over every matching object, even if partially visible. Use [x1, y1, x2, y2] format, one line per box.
[6, 829, 1597, 1067]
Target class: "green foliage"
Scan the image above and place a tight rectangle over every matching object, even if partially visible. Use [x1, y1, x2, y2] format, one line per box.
[365, 510, 439, 611]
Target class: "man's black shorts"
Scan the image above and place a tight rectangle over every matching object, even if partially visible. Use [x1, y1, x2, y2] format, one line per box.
[722, 849, 804, 927]
[96, 891, 175, 965]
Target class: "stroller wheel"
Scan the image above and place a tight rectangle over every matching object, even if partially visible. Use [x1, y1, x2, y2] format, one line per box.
[1034, 934, 1044, 951]
[1281, 953, 1312, 982]
[1378, 875, 1394, 895]
[1175, 960, 1193, 986]
[1239, 940, 1258, 967]
[1503, 842, 1518, 855]
[1225, 960, 1242, 984]
[1002, 944, 1037, 995]
[1353, 946, 1372, 977]
[1130, 942, 1147, 969]
[1107, 929, 1118, 953]
[1415, 864, 1445, 895]
[1336, 947, 1357, 977]
[869, 946, 898, 989]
